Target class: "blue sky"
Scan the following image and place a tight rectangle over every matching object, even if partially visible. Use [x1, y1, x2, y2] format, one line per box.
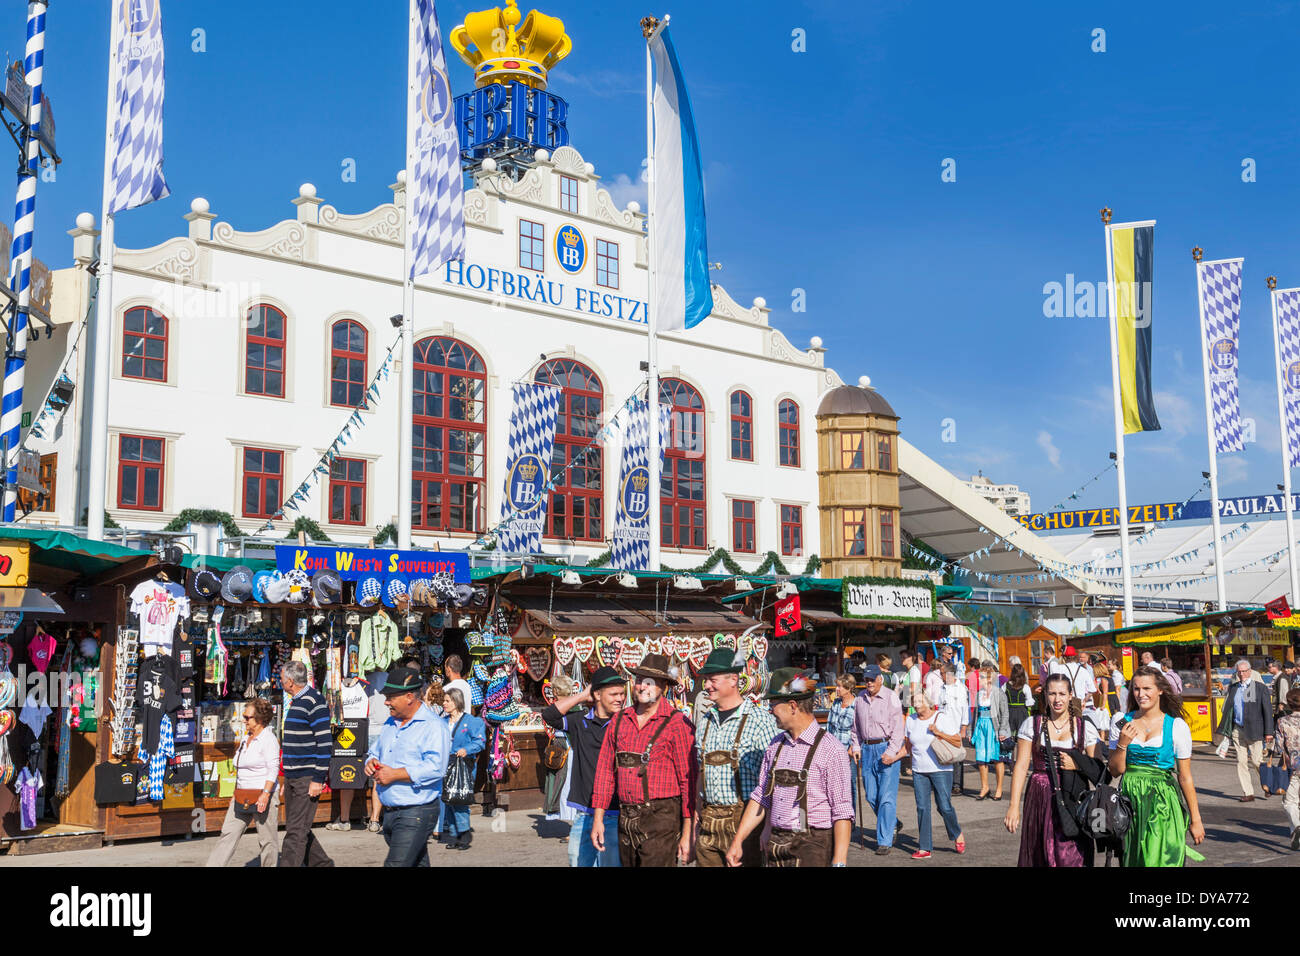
[21, 0, 1300, 516]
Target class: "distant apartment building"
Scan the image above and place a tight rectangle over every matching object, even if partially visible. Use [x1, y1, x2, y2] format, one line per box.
[964, 473, 1031, 517]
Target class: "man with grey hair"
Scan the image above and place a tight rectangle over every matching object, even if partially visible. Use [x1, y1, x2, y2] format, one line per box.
[278, 661, 335, 866]
[1216, 658, 1275, 802]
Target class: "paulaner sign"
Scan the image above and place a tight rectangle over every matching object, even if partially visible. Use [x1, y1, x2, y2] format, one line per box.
[842, 576, 936, 621]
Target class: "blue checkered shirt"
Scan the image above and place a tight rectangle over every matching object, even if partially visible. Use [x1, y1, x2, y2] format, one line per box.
[826, 699, 855, 748]
[696, 699, 779, 806]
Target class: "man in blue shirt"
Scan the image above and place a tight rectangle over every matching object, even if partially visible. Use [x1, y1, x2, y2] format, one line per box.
[365, 670, 451, 866]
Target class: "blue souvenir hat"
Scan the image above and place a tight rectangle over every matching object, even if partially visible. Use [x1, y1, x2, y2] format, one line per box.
[382, 576, 409, 609]
[251, 570, 275, 603]
[357, 575, 383, 608]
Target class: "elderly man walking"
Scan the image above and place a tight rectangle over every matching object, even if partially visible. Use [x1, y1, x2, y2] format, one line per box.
[848, 664, 905, 855]
[1217, 659, 1275, 802]
[278, 661, 335, 867]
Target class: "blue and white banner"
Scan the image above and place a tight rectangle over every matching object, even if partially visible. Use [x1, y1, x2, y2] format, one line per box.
[1276, 289, 1300, 469]
[649, 24, 712, 333]
[1198, 258, 1244, 453]
[108, 0, 169, 214]
[496, 383, 562, 554]
[610, 398, 670, 570]
[409, 0, 465, 279]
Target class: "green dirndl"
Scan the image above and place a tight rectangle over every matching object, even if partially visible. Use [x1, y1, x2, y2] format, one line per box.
[1118, 765, 1204, 867]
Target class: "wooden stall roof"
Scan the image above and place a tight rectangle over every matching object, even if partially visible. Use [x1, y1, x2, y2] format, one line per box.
[505, 591, 764, 636]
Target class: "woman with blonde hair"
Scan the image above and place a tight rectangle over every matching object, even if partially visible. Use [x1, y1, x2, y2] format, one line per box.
[972, 661, 1011, 800]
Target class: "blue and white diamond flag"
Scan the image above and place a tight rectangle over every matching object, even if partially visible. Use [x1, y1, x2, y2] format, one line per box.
[610, 398, 670, 571]
[108, 0, 170, 214]
[409, 0, 465, 279]
[1274, 288, 1300, 468]
[1197, 258, 1244, 454]
[496, 383, 562, 554]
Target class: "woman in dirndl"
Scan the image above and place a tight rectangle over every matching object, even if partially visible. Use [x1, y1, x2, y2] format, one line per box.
[1005, 662, 1034, 732]
[1004, 673, 1099, 866]
[972, 662, 1010, 800]
[1108, 667, 1206, 867]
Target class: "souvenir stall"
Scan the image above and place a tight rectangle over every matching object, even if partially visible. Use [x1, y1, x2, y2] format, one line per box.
[488, 567, 770, 808]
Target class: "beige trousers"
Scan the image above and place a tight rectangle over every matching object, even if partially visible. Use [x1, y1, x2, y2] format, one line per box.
[205, 796, 280, 868]
[1232, 730, 1263, 797]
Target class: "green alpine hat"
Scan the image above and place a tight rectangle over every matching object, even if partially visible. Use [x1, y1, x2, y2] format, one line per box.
[380, 670, 424, 697]
[764, 668, 817, 701]
[699, 647, 745, 676]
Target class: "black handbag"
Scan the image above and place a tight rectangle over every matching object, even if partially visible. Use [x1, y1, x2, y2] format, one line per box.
[443, 755, 475, 806]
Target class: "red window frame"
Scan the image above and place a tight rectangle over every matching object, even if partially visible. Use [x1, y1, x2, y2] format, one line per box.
[330, 320, 368, 407]
[519, 219, 545, 272]
[595, 239, 619, 289]
[731, 499, 756, 553]
[660, 378, 706, 549]
[245, 304, 286, 398]
[780, 504, 803, 556]
[412, 336, 487, 533]
[560, 175, 579, 213]
[842, 508, 867, 557]
[329, 457, 367, 526]
[729, 390, 753, 461]
[242, 447, 283, 519]
[535, 359, 603, 541]
[880, 509, 895, 558]
[121, 306, 168, 381]
[778, 399, 800, 467]
[117, 434, 165, 511]
[877, 434, 893, 471]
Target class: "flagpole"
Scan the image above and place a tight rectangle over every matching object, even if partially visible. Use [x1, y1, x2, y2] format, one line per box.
[2, 1, 48, 522]
[1192, 248, 1227, 610]
[1102, 208, 1135, 625]
[397, 0, 418, 552]
[1268, 276, 1300, 606]
[86, 4, 122, 542]
[643, 15, 662, 571]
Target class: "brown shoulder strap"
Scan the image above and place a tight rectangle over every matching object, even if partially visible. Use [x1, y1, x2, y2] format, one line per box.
[763, 738, 787, 799]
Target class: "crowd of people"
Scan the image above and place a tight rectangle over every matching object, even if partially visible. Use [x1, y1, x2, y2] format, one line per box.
[202, 642, 1300, 868]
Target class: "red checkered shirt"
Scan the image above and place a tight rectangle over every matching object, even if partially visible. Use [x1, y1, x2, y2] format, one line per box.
[591, 698, 696, 817]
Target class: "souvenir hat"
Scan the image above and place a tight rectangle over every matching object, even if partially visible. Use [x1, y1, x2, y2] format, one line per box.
[358, 575, 383, 607]
[484, 673, 512, 710]
[408, 578, 433, 606]
[382, 576, 409, 610]
[220, 565, 255, 604]
[467, 631, 493, 657]
[311, 569, 343, 607]
[630, 653, 677, 683]
[699, 647, 745, 676]
[470, 586, 488, 606]
[379, 669, 424, 697]
[454, 584, 475, 607]
[590, 666, 624, 691]
[431, 571, 458, 603]
[251, 570, 275, 603]
[188, 568, 222, 603]
[487, 632, 513, 668]
[264, 571, 291, 604]
[486, 697, 521, 723]
[764, 668, 817, 701]
[284, 569, 312, 604]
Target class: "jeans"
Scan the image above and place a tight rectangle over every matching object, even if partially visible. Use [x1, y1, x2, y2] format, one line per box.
[444, 801, 473, 838]
[860, 741, 902, 849]
[381, 802, 440, 867]
[567, 809, 622, 867]
[913, 770, 962, 852]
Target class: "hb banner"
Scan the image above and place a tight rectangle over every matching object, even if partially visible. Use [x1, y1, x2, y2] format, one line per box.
[610, 397, 670, 571]
[496, 382, 562, 554]
[1274, 288, 1300, 468]
[1197, 258, 1245, 453]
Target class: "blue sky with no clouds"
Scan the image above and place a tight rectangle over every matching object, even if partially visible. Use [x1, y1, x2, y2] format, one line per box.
[18, 0, 1300, 515]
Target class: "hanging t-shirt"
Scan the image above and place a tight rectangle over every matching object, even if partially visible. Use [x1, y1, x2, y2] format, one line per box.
[340, 680, 369, 719]
[136, 656, 181, 754]
[174, 634, 196, 680]
[19, 689, 52, 737]
[27, 631, 56, 674]
[129, 580, 191, 653]
[17, 767, 42, 830]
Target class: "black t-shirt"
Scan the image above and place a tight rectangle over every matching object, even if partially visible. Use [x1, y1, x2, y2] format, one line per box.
[542, 704, 616, 812]
[716, 705, 740, 725]
[175, 635, 195, 680]
[136, 656, 181, 755]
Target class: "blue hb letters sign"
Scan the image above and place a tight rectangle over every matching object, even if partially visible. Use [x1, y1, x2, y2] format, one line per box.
[621, 465, 651, 524]
[555, 223, 586, 274]
[455, 82, 569, 162]
[507, 453, 548, 514]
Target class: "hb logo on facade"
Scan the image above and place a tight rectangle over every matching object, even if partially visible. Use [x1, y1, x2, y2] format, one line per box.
[508, 454, 547, 514]
[621, 466, 651, 522]
[555, 224, 586, 274]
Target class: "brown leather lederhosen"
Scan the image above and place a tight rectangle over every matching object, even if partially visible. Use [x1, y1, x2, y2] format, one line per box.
[763, 729, 833, 867]
[696, 709, 760, 867]
[612, 708, 683, 868]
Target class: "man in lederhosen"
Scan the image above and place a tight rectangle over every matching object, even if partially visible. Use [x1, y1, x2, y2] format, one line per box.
[591, 654, 697, 866]
[727, 668, 853, 867]
[694, 648, 779, 867]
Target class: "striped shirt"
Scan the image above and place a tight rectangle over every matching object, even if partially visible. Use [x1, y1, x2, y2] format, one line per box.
[695, 699, 779, 806]
[752, 720, 854, 830]
[282, 685, 332, 782]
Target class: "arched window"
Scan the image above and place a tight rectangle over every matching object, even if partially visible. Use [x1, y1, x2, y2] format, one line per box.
[778, 399, 800, 467]
[245, 304, 286, 397]
[535, 359, 603, 541]
[330, 320, 368, 407]
[412, 337, 487, 532]
[122, 306, 168, 381]
[729, 390, 752, 461]
[659, 378, 706, 549]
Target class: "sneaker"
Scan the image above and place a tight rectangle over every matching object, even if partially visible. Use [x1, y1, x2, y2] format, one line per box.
[1291, 827, 1300, 851]
[367, 820, 382, 834]
[910, 850, 932, 859]
[875, 846, 891, 856]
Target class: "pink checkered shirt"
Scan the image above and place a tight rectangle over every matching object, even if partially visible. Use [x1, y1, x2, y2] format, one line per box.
[751, 720, 854, 830]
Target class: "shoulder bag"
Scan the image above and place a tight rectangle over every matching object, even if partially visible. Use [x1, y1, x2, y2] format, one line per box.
[928, 719, 966, 766]
[1040, 717, 1082, 839]
[443, 716, 476, 805]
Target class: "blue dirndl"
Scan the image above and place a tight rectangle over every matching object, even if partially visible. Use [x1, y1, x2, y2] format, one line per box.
[973, 707, 1001, 764]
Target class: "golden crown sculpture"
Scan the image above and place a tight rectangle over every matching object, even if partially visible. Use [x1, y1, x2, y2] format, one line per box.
[631, 473, 649, 491]
[560, 226, 580, 247]
[450, 0, 572, 91]
[518, 460, 540, 481]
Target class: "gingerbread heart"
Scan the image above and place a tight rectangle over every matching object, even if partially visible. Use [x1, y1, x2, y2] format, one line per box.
[750, 634, 769, 660]
[525, 646, 551, 682]
[541, 680, 556, 705]
[553, 637, 576, 666]
[0, 709, 12, 735]
[618, 638, 647, 672]
[689, 636, 712, 671]
[645, 636, 663, 656]
[737, 671, 752, 696]
[573, 635, 595, 662]
[671, 635, 691, 663]
[596, 635, 621, 668]
[713, 632, 736, 651]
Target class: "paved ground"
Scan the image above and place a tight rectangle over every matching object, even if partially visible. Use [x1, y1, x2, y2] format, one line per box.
[4, 747, 1296, 867]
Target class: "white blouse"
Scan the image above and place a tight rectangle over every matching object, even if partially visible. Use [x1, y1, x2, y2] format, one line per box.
[1107, 713, 1192, 759]
[234, 726, 281, 790]
[1016, 716, 1100, 749]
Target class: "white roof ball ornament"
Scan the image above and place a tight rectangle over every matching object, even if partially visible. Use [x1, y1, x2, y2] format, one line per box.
[298, 183, 317, 199]
[481, 157, 498, 173]
[75, 211, 95, 230]
[858, 375, 872, 389]
[626, 200, 641, 214]
[810, 336, 823, 349]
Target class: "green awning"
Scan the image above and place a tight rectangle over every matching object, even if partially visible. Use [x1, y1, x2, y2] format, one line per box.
[0, 526, 155, 582]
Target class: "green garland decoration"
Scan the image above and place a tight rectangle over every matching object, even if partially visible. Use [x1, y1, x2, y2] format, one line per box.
[289, 517, 331, 543]
[802, 554, 822, 575]
[373, 523, 396, 546]
[581, 546, 820, 577]
[163, 509, 242, 539]
[585, 548, 613, 569]
[81, 509, 121, 530]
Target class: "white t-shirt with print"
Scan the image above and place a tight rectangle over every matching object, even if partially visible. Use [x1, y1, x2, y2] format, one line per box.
[129, 580, 190, 652]
[340, 680, 369, 719]
[906, 711, 960, 775]
[1106, 713, 1192, 759]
